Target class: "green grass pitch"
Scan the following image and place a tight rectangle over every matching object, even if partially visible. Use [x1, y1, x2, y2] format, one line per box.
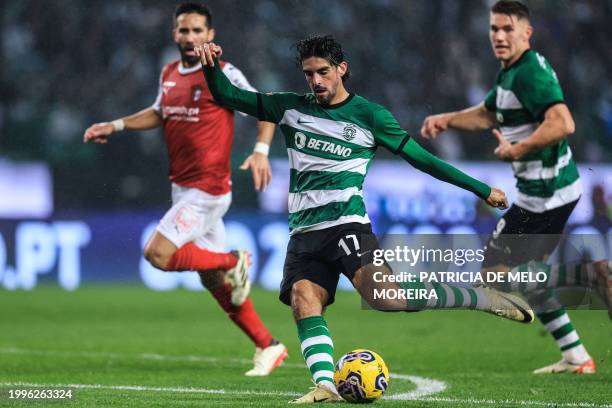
[0, 286, 610, 407]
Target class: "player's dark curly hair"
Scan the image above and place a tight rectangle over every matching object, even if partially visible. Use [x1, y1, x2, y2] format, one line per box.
[294, 35, 350, 81]
[491, 0, 530, 21]
[174, 2, 213, 27]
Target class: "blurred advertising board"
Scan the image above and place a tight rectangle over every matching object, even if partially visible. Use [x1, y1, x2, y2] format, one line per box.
[0, 161, 609, 291]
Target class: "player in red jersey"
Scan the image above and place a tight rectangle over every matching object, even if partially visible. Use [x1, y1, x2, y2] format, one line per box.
[83, 2, 287, 376]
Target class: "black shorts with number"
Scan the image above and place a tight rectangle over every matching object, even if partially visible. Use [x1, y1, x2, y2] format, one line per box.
[483, 199, 579, 268]
[279, 223, 380, 306]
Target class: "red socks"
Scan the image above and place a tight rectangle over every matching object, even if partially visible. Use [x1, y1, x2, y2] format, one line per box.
[211, 283, 273, 349]
[167, 243, 237, 271]
[167, 245, 272, 348]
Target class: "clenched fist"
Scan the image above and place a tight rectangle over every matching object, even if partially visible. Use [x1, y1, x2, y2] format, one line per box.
[485, 187, 509, 209]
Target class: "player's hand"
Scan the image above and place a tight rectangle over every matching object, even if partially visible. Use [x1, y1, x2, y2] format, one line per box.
[420, 113, 451, 139]
[83, 122, 114, 144]
[492, 129, 518, 161]
[195, 42, 223, 67]
[240, 152, 272, 192]
[485, 187, 509, 209]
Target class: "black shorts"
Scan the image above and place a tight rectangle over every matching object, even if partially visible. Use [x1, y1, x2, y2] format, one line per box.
[483, 199, 579, 268]
[279, 223, 380, 306]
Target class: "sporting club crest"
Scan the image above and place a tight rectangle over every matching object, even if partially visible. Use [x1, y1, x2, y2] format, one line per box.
[342, 124, 357, 141]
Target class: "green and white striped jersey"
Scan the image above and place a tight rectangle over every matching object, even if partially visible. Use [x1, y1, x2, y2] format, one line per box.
[257, 93, 407, 234]
[203, 60, 491, 235]
[484, 49, 581, 213]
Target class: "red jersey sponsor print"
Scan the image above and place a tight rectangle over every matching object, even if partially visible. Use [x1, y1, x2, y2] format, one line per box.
[152, 60, 257, 195]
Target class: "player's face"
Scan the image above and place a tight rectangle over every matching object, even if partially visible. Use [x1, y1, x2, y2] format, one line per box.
[174, 13, 215, 67]
[301, 57, 348, 106]
[489, 13, 532, 67]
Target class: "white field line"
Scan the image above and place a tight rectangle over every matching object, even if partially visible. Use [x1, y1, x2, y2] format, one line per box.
[2, 347, 610, 407]
[0, 381, 609, 407]
[386, 373, 446, 400]
[0, 381, 298, 397]
[0, 346, 442, 400]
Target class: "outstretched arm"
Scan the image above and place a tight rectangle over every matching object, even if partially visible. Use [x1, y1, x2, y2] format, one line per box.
[399, 138, 507, 208]
[83, 107, 162, 144]
[197, 43, 260, 118]
[376, 108, 507, 208]
[421, 103, 496, 139]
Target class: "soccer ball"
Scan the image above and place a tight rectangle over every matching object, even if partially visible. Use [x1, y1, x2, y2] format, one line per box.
[334, 349, 389, 403]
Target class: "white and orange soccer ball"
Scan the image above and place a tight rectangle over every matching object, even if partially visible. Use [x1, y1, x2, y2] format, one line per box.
[333, 349, 390, 403]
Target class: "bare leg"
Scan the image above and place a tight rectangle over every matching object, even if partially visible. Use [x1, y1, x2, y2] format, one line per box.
[143, 231, 178, 270]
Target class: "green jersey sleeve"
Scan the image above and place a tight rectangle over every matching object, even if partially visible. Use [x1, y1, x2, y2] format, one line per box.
[371, 106, 409, 152]
[371, 106, 491, 199]
[484, 87, 497, 111]
[398, 139, 491, 200]
[202, 61, 260, 117]
[203, 60, 302, 123]
[514, 58, 565, 120]
[258, 92, 304, 123]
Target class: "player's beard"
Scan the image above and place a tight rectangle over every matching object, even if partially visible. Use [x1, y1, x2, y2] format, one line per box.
[313, 86, 334, 106]
[178, 44, 200, 67]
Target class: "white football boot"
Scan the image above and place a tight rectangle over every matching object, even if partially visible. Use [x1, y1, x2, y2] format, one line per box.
[244, 342, 288, 376]
[533, 358, 596, 374]
[226, 250, 251, 306]
[289, 382, 344, 404]
[479, 285, 535, 323]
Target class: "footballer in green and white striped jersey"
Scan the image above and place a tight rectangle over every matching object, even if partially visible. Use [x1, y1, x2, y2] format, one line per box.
[258, 89, 498, 234]
[421, 0, 595, 376]
[484, 49, 581, 213]
[264, 92, 407, 234]
[201, 34, 536, 402]
[201, 52, 501, 235]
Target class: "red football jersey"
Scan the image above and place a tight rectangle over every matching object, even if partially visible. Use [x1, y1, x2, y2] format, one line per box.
[152, 60, 256, 195]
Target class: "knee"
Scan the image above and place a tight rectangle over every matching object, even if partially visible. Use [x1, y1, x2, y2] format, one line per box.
[144, 244, 172, 271]
[290, 282, 310, 310]
[291, 280, 325, 320]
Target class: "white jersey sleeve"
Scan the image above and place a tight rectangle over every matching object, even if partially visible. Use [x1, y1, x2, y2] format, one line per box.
[152, 70, 164, 113]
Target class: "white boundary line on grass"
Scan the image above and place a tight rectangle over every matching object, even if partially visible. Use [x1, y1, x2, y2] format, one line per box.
[0, 347, 444, 400]
[386, 373, 446, 400]
[0, 381, 298, 398]
[2, 347, 610, 407]
[0, 381, 610, 407]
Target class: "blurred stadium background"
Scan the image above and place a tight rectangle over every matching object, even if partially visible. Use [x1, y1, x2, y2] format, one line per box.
[0, 0, 610, 292]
